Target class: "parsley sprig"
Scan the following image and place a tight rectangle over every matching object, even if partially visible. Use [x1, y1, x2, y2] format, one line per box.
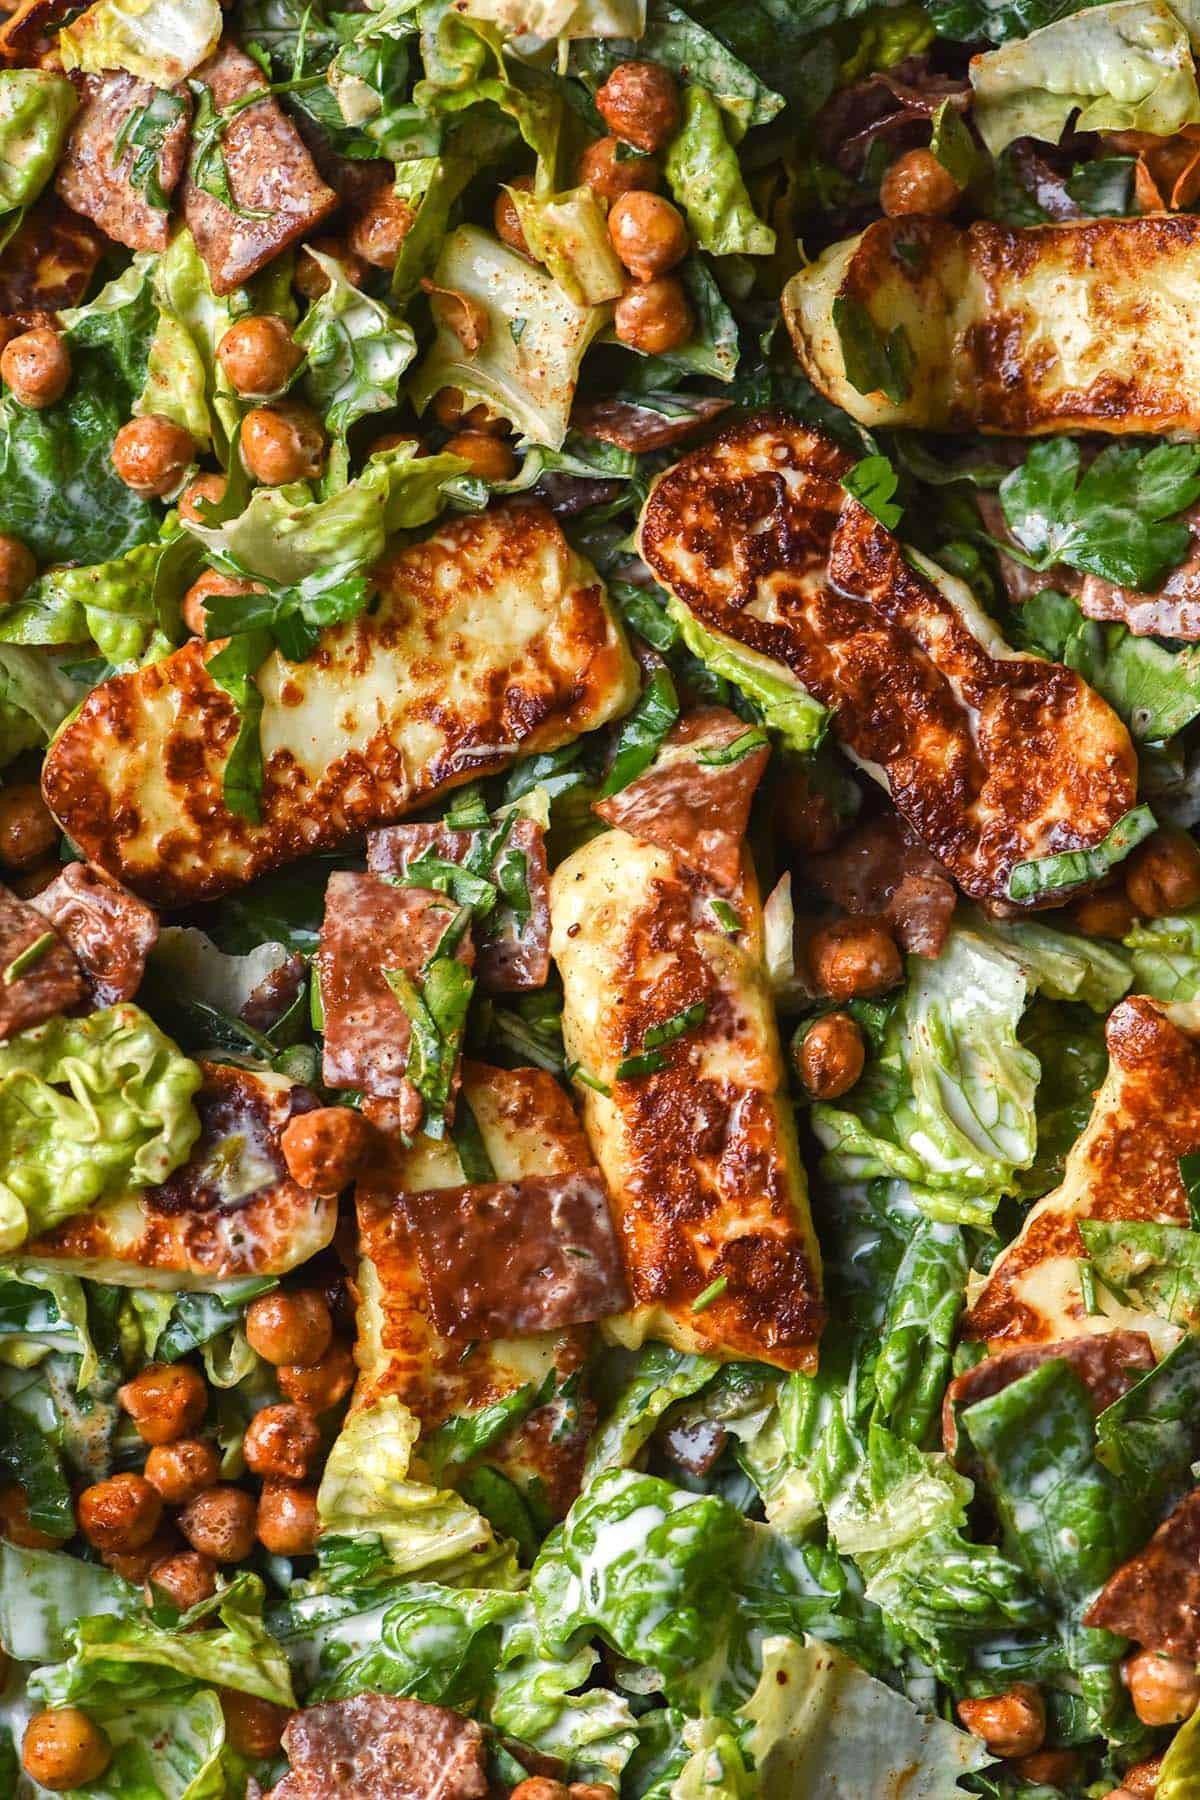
[998, 439, 1200, 591]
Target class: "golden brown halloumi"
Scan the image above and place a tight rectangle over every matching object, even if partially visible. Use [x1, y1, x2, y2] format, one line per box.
[354, 1061, 597, 1515]
[12, 1063, 336, 1289]
[550, 828, 824, 1373]
[639, 414, 1138, 909]
[964, 995, 1200, 1349]
[41, 505, 638, 907]
[783, 213, 1200, 434]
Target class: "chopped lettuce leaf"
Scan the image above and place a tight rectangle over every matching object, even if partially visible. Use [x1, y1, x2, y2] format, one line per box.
[970, 0, 1200, 156]
[569, 0, 785, 136]
[0, 70, 77, 215]
[138, 229, 243, 460]
[668, 601, 827, 753]
[0, 1541, 136, 1662]
[296, 249, 418, 438]
[410, 224, 609, 448]
[2, 538, 189, 665]
[742, 1635, 991, 1797]
[1161, 1698, 1200, 1800]
[1015, 588, 1200, 744]
[61, 0, 223, 87]
[1125, 906, 1200, 1000]
[585, 1345, 721, 1477]
[509, 184, 625, 307]
[317, 1395, 524, 1587]
[1080, 1219, 1200, 1327]
[0, 645, 86, 768]
[664, 85, 775, 257]
[0, 1004, 203, 1252]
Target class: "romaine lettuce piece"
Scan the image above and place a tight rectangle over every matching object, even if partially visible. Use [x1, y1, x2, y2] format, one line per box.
[138, 228, 242, 459]
[1161, 1699, 1200, 1800]
[741, 1636, 991, 1797]
[669, 601, 827, 753]
[296, 249, 418, 439]
[1095, 1333, 1200, 1511]
[410, 225, 609, 448]
[670, 1715, 754, 1799]
[813, 921, 1132, 1224]
[0, 645, 86, 768]
[1125, 906, 1200, 1000]
[569, 0, 785, 136]
[317, 1394, 523, 1587]
[584, 1344, 720, 1478]
[458, 0, 644, 36]
[0, 1003, 202, 1252]
[0, 70, 77, 215]
[663, 85, 775, 257]
[509, 185, 625, 306]
[970, 0, 1200, 155]
[2, 539, 185, 666]
[1081, 1218, 1200, 1325]
[0, 1541, 136, 1662]
[61, 0, 223, 88]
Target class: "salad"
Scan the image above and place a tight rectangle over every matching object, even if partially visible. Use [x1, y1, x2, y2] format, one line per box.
[1, 0, 1200, 1791]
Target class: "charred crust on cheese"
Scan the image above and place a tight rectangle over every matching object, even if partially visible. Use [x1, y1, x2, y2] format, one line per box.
[639, 413, 1138, 907]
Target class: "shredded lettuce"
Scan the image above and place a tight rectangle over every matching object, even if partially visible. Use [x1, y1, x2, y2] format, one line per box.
[664, 85, 775, 257]
[0, 1541, 136, 1663]
[0, 1004, 203, 1252]
[1125, 906, 1200, 1000]
[0, 645, 86, 768]
[508, 184, 625, 307]
[138, 230, 244, 460]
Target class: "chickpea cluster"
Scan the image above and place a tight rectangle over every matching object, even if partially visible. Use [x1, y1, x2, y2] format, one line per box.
[1073, 825, 1200, 938]
[15, 1286, 357, 1791]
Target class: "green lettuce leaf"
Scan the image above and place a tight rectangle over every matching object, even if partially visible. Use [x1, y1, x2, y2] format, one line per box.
[1125, 906, 1200, 999]
[138, 229, 244, 461]
[0, 1541, 136, 1662]
[0, 70, 77, 215]
[663, 84, 774, 257]
[61, 0, 222, 87]
[508, 184, 625, 307]
[0, 1003, 203, 1252]
[1081, 1218, 1200, 1326]
[742, 1635, 990, 1797]
[460, 0, 644, 37]
[584, 1344, 720, 1477]
[813, 921, 1131, 1224]
[1094, 1333, 1200, 1512]
[317, 1394, 523, 1587]
[668, 601, 827, 753]
[410, 224, 608, 448]
[296, 249, 418, 439]
[0, 644, 86, 767]
[1, 536, 192, 665]
[1161, 1699, 1200, 1800]
[970, 0, 1200, 156]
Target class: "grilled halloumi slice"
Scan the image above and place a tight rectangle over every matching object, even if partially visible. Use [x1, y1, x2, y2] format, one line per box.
[42, 505, 637, 907]
[550, 828, 824, 1373]
[639, 414, 1137, 909]
[783, 213, 1200, 433]
[964, 995, 1200, 1350]
[354, 1061, 596, 1514]
[11, 1063, 336, 1289]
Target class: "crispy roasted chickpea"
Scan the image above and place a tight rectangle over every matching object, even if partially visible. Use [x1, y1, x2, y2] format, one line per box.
[1012, 1749, 1080, 1788]
[22, 1709, 111, 1791]
[277, 1339, 357, 1413]
[0, 783, 57, 871]
[178, 1485, 258, 1564]
[177, 471, 227, 526]
[295, 239, 366, 301]
[146, 1547, 218, 1612]
[180, 567, 262, 639]
[144, 1437, 222, 1505]
[1125, 826, 1200, 918]
[0, 1479, 66, 1549]
[1123, 1753, 1164, 1797]
[241, 401, 326, 486]
[220, 1690, 290, 1760]
[0, 533, 35, 608]
[613, 276, 692, 354]
[217, 314, 302, 400]
[809, 917, 903, 1000]
[118, 1361, 208, 1445]
[281, 1105, 374, 1194]
[242, 1402, 322, 1483]
[1072, 883, 1137, 939]
[794, 1012, 866, 1100]
[596, 60, 681, 153]
[348, 187, 415, 270]
[1, 327, 70, 408]
[78, 1473, 163, 1555]
[246, 1289, 333, 1367]
[112, 414, 194, 497]
[257, 1480, 320, 1554]
[577, 135, 659, 202]
[607, 191, 688, 282]
[509, 1783, 569, 1800]
[495, 175, 533, 256]
[443, 430, 518, 482]
[880, 147, 962, 218]
[956, 1685, 1046, 1759]
[1122, 1649, 1200, 1726]
[431, 387, 506, 435]
[103, 1522, 180, 1585]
